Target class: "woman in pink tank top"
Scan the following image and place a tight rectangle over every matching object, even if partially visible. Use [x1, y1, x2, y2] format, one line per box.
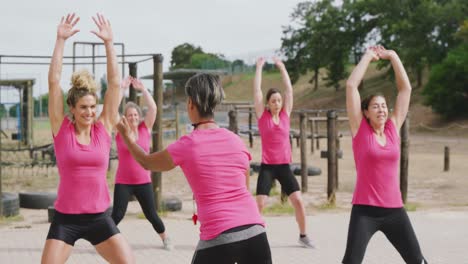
[253, 57, 315, 249]
[111, 77, 171, 250]
[343, 46, 426, 264]
[116, 73, 272, 263]
[42, 13, 134, 263]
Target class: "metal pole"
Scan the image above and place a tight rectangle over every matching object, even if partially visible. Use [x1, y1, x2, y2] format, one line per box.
[72, 43, 76, 72]
[151, 54, 164, 211]
[92, 44, 95, 76]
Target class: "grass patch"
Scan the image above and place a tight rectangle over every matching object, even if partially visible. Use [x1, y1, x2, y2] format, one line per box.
[0, 214, 24, 224]
[317, 201, 337, 210]
[263, 202, 294, 215]
[404, 202, 419, 212]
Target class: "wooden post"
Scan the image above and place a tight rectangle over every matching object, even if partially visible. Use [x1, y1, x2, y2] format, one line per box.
[444, 146, 450, 172]
[327, 110, 337, 204]
[128, 62, 137, 103]
[400, 116, 409, 204]
[151, 54, 164, 211]
[309, 120, 314, 153]
[228, 109, 238, 134]
[24, 81, 34, 147]
[300, 113, 308, 193]
[248, 107, 253, 148]
[174, 103, 179, 139]
[0, 106, 2, 217]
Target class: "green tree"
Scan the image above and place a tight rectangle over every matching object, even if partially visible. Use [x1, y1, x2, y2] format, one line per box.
[190, 53, 230, 70]
[281, 1, 334, 90]
[170, 43, 203, 69]
[0, 104, 7, 118]
[423, 44, 468, 118]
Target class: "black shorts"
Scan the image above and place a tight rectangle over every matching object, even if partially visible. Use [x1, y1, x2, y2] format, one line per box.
[46, 209, 120, 246]
[256, 163, 300, 196]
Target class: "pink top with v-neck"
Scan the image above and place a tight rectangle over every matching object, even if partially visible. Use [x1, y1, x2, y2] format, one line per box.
[258, 109, 292, 164]
[53, 118, 111, 214]
[351, 118, 403, 208]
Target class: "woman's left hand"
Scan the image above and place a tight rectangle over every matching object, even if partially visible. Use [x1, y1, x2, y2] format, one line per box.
[375, 45, 396, 60]
[91, 13, 113, 43]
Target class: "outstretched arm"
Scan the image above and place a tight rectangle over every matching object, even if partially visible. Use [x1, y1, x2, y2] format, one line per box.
[253, 57, 265, 119]
[48, 13, 80, 136]
[93, 14, 121, 135]
[132, 78, 157, 129]
[116, 116, 175, 171]
[346, 48, 379, 136]
[273, 57, 293, 117]
[376, 46, 411, 131]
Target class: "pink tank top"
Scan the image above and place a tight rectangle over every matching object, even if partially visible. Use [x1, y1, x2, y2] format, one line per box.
[258, 109, 292, 164]
[115, 122, 151, 184]
[352, 118, 403, 208]
[53, 118, 111, 214]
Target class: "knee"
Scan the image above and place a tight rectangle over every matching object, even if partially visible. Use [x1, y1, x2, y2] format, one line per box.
[111, 209, 124, 224]
[288, 192, 303, 207]
[256, 196, 266, 212]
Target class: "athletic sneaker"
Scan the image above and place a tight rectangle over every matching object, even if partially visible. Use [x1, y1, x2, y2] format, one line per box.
[163, 237, 173, 251]
[298, 236, 316, 249]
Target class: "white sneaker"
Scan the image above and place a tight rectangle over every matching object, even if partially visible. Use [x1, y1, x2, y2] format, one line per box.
[162, 237, 173, 251]
[298, 236, 316, 249]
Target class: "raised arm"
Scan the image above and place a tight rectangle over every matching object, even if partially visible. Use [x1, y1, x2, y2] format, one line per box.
[132, 78, 157, 129]
[48, 14, 80, 136]
[376, 46, 411, 131]
[273, 57, 293, 116]
[253, 57, 266, 119]
[92, 14, 121, 135]
[346, 48, 379, 136]
[119, 76, 132, 103]
[116, 116, 175, 172]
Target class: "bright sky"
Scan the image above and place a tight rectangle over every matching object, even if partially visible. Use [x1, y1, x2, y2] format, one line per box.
[0, 0, 304, 98]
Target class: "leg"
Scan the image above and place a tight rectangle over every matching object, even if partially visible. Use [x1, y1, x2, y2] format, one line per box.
[95, 234, 135, 264]
[381, 209, 426, 264]
[275, 165, 303, 233]
[256, 164, 274, 213]
[240, 232, 272, 264]
[111, 184, 132, 225]
[288, 191, 307, 235]
[191, 243, 237, 264]
[41, 239, 73, 264]
[342, 206, 379, 264]
[133, 183, 166, 239]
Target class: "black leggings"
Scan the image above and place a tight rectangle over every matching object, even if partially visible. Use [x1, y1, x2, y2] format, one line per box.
[111, 183, 165, 234]
[342, 205, 427, 264]
[191, 232, 272, 264]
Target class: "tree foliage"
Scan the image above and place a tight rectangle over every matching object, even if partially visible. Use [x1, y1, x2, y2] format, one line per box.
[423, 44, 468, 118]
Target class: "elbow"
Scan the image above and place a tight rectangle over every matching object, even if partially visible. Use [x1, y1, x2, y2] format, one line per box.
[346, 80, 357, 90]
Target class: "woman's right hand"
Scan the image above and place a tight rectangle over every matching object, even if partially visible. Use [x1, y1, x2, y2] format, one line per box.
[57, 13, 80, 40]
[364, 47, 380, 62]
[116, 116, 134, 142]
[256, 57, 266, 69]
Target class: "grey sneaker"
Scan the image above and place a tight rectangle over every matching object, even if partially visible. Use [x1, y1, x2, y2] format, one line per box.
[298, 236, 316, 249]
[162, 237, 173, 251]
